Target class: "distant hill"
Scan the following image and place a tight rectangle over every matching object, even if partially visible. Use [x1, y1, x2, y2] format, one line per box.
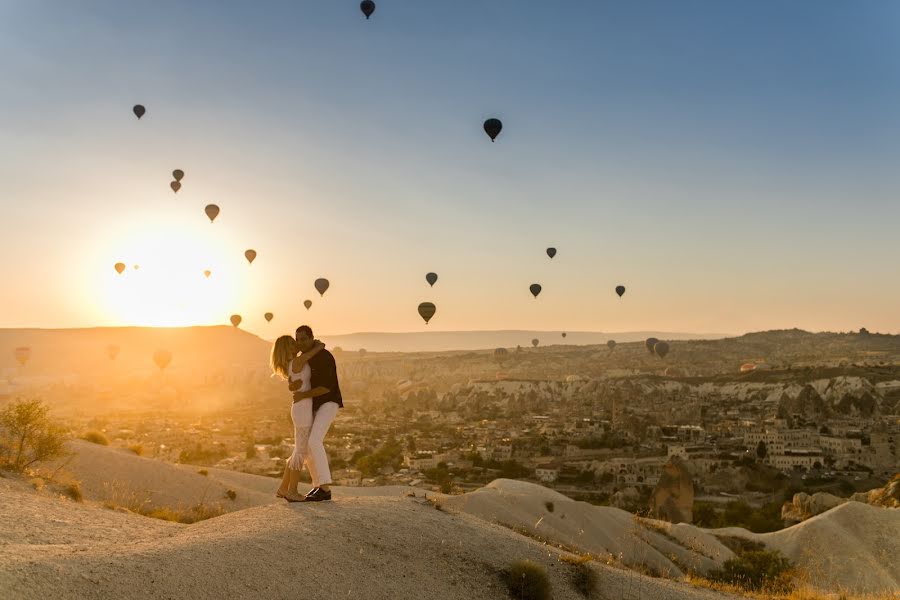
[0, 326, 271, 374]
[319, 330, 729, 353]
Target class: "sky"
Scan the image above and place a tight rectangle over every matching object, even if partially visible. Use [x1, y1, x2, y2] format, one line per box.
[1, 0, 898, 337]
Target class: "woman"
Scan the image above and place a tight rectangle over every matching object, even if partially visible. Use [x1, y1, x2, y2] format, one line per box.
[270, 334, 324, 502]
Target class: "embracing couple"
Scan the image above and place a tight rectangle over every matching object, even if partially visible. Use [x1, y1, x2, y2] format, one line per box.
[270, 325, 343, 503]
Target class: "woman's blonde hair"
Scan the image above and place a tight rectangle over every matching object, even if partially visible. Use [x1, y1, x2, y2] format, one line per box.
[270, 335, 297, 380]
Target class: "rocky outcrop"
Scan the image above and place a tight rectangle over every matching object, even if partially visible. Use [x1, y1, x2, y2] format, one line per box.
[781, 474, 900, 525]
[851, 473, 900, 508]
[649, 456, 694, 524]
[781, 491, 846, 525]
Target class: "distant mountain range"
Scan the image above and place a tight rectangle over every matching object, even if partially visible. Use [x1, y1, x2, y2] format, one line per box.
[0, 327, 728, 371]
[319, 330, 730, 353]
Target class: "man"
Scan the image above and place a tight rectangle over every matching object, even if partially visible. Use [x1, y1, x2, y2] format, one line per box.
[288, 325, 343, 501]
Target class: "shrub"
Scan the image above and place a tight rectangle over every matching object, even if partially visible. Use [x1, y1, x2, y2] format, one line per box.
[129, 444, 144, 456]
[63, 481, 83, 502]
[502, 560, 552, 600]
[225, 489, 237, 501]
[80, 430, 109, 446]
[707, 550, 794, 593]
[570, 562, 597, 597]
[544, 501, 555, 513]
[0, 399, 68, 471]
[198, 469, 208, 476]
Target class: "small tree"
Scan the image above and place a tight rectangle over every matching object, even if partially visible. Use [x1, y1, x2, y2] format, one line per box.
[756, 441, 768, 461]
[0, 399, 68, 472]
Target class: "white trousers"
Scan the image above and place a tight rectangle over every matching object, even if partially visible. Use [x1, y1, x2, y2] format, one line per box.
[288, 400, 338, 487]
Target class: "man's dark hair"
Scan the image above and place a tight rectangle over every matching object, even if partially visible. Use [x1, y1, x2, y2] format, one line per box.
[296, 325, 313, 339]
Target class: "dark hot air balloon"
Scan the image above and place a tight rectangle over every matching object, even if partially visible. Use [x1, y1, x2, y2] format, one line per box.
[616, 285, 626, 298]
[425, 272, 438, 287]
[170, 181, 181, 193]
[114, 263, 126, 275]
[358, 348, 367, 358]
[531, 338, 540, 348]
[153, 349, 172, 372]
[172, 169, 184, 182]
[483, 118, 502, 142]
[654, 341, 670, 359]
[314, 278, 330, 296]
[529, 284, 542, 298]
[205, 204, 220, 223]
[417, 302, 436, 325]
[546, 248, 557, 259]
[107, 345, 120, 361]
[360, 0, 375, 19]
[645, 337, 659, 353]
[230, 314, 242, 328]
[304, 300, 312, 310]
[607, 340, 617, 351]
[561, 332, 567, 338]
[245, 249, 257, 264]
[264, 312, 274, 323]
[13, 347, 31, 367]
[133, 105, 145, 119]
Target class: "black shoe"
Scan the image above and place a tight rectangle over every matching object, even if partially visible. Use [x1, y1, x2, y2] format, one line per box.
[303, 487, 319, 498]
[304, 487, 332, 502]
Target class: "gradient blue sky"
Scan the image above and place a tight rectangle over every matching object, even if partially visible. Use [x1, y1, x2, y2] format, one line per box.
[1, 1, 898, 336]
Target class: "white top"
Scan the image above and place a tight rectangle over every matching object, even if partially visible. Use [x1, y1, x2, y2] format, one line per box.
[288, 360, 312, 393]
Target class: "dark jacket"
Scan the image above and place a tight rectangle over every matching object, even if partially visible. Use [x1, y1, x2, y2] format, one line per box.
[289, 349, 343, 412]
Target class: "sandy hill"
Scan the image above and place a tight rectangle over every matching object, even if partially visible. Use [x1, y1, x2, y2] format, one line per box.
[442, 480, 900, 597]
[13, 443, 897, 598]
[0, 475, 746, 600]
[0, 326, 270, 375]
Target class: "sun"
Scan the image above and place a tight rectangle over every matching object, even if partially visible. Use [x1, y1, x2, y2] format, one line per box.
[97, 220, 241, 327]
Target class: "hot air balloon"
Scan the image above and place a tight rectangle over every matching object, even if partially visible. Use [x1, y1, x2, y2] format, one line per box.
[654, 341, 670, 359]
[483, 118, 502, 142]
[107, 345, 120, 361]
[230, 314, 242, 328]
[358, 348, 367, 358]
[245, 249, 257, 264]
[546, 247, 557, 259]
[264, 312, 274, 323]
[529, 284, 542, 298]
[418, 302, 436, 325]
[114, 263, 126, 275]
[13, 347, 30, 367]
[607, 340, 617, 351]
[561, 332, 567, 338]
[304, 300, 312, 310]
[426, 272, 438, 287]
[133, 265, 140, 271]
[205, 204, 220, 223]
[133, 105, 145, 119]
[170, 181, 181, 193]
[531, 338, 540, 348]
[314, 278, 330, 296]
[616, 285, 626, 298]
[645, 337, 659, 354]
[153, 349, 172, 372]
[203, 270, 211, 279]
[172, 169, 184, 182]
[360, 0, 375, 19]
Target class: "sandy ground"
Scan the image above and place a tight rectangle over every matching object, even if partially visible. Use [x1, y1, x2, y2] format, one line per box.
[0, 476, 745, 600]
[442, 479, 900, 596]
[7, 443, 896, 598]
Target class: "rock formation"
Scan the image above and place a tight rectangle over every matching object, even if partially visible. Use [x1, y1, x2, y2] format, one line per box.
[649, 455, 694, 523]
